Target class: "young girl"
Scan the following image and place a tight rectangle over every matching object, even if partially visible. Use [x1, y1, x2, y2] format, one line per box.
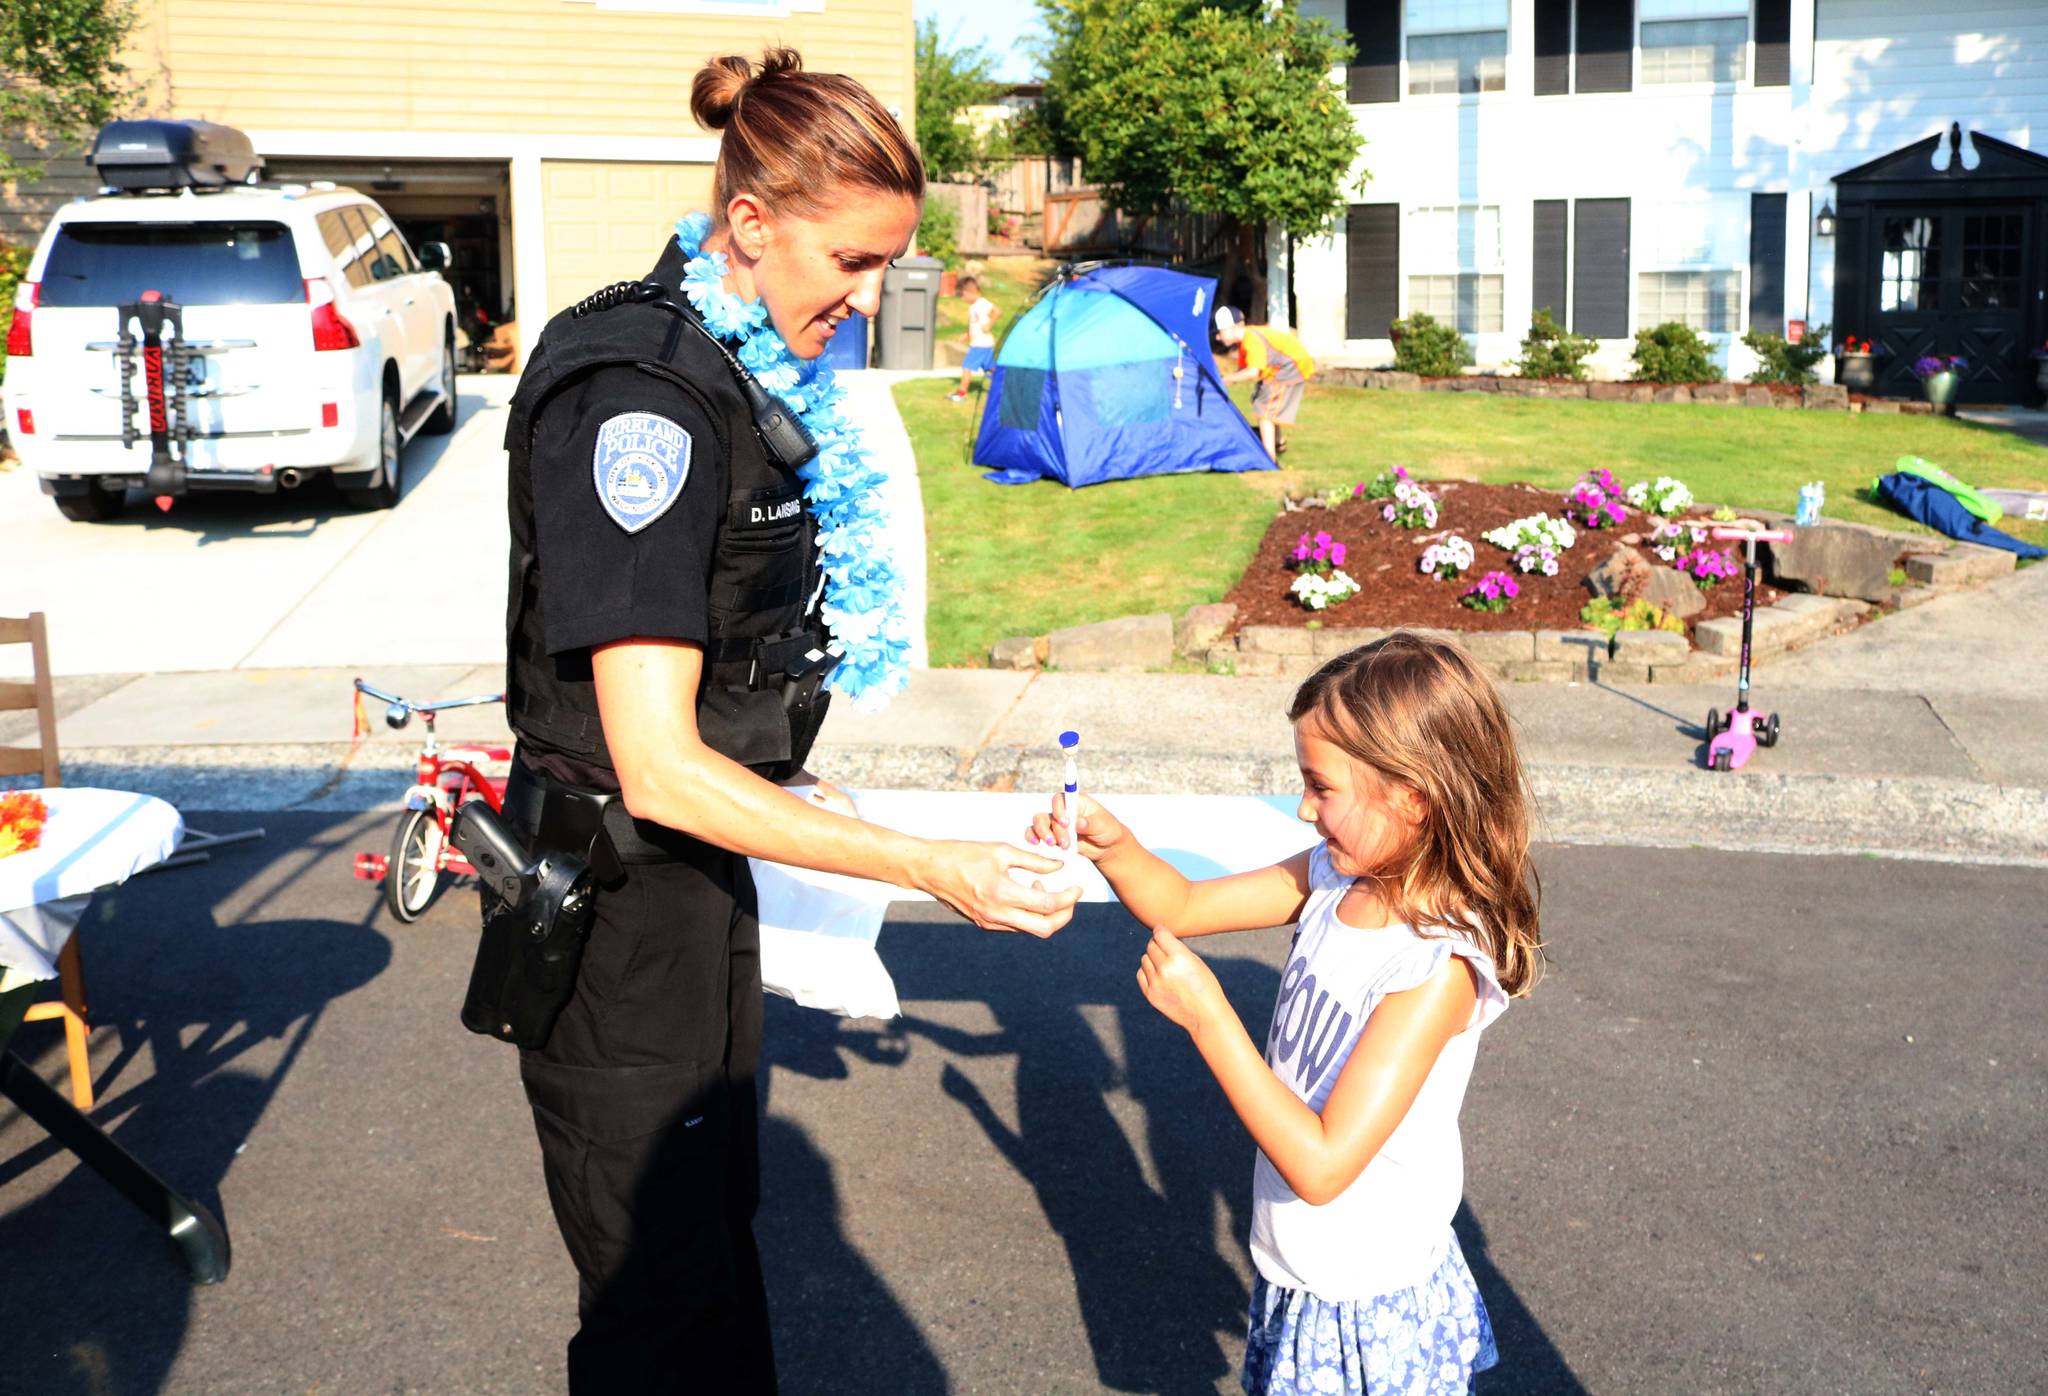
[1032, 632, 1543, 1395]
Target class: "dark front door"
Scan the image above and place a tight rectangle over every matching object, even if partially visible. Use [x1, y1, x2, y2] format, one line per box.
[1869, 203, 2033, 403]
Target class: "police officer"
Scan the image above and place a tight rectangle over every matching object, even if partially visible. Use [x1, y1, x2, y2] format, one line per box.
[497, 48, 1080, 1393]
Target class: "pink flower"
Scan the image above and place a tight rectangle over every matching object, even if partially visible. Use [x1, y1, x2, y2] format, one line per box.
[1314, 531, 1332, 547]
[1331, 543, 1348, 566]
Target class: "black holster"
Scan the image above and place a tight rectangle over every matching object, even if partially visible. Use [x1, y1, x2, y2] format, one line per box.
[455, 778, 622, 1049]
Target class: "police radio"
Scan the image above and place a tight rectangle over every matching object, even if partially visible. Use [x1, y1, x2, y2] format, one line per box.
[570, 279, 819, 471]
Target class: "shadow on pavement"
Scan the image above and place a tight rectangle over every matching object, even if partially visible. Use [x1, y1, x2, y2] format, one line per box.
[0, 825, 391, 1395]
[758, 904, 1573, 1396]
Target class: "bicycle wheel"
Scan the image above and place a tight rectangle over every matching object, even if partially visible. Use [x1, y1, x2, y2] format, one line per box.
[384, 807, 446, 923]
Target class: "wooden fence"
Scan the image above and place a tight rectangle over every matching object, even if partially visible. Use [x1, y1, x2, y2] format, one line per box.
[1043, 190, 1233, 265]
[925, 181, 991, 255]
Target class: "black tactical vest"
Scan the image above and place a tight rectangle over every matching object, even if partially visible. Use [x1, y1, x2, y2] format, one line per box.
[502, 244, 831, 789]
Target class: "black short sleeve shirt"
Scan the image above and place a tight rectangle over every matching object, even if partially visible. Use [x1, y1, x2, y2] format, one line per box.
[529, 364, 726, 656]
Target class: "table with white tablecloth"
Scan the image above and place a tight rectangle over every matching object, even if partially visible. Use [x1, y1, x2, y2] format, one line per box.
[0, 787, 230, 1284]
[0, 787, 184, 994]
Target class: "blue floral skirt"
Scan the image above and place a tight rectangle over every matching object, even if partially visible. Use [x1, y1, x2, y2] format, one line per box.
[1241, 1234, 1498, 1396]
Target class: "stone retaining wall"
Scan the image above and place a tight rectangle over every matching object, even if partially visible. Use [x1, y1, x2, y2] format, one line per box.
[1312, 369, 1912, 414]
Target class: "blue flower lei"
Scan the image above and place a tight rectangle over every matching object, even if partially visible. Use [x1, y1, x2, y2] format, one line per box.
[673, 212, 909, 711]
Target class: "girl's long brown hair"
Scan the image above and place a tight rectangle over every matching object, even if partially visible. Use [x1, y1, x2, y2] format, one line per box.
[1288, 632, 1545, 996]
[690, 47, 924, 224]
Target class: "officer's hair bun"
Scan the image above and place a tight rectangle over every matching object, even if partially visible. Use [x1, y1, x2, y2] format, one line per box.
[695, 46, 922, 222]
[691, 48, 803, 132]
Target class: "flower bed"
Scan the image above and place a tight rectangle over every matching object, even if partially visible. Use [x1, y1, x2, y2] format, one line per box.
[1221, 478, 1780, 635]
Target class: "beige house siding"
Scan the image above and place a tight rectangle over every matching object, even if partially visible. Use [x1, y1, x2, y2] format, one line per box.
[2, 147, 100, 249]
[542, 159, 714, 311]
[156, 0, 914, 138]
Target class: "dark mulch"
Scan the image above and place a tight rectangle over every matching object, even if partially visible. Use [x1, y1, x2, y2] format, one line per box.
[1223, 480, 1781, 635]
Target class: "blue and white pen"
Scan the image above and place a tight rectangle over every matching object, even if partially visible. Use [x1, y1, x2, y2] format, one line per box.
[1059, 729, 1081, 851]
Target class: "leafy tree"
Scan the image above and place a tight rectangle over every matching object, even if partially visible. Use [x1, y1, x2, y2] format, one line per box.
[1036, 0, 1361, 302]
[915, 17, 1006, 184]
[2, 0, 139, 185]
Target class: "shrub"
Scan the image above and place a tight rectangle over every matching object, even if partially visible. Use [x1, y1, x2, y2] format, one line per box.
[916, 198, 960, 270]
[1391, 312, 1473, 378]
[1742, 321, 1830, 385]
[1631, 321, 1719, 384]
[1580, 597, 1686, 636]
[0, 242, 28, 374]
[1514, 308, 1597, 381]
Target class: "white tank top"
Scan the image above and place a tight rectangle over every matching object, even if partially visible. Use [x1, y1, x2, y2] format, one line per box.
[1247, 842, 1508, 1301]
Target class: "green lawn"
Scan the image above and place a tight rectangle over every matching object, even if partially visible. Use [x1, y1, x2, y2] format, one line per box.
[898, 378, 2048, 667]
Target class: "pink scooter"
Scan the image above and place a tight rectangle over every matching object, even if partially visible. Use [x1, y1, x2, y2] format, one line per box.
[1703, 525, 1795, 772]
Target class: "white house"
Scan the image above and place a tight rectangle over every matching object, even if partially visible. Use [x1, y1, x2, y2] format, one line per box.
[1292, 0, 2048, 402]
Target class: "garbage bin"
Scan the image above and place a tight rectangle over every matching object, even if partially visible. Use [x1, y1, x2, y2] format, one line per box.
[876, 256, 945, 370]
[822, 309, 869, 372]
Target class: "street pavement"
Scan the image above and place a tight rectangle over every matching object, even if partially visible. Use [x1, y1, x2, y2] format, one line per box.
[9, 589, 2046, 863]
[0, 816, 2040, 1394]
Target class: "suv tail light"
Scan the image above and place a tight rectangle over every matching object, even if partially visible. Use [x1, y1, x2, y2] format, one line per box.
[5, 282, 35, 359]
[306, 277, 359, 352]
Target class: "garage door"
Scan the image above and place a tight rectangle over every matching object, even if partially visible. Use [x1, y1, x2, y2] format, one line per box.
[542, 160, 714, 315]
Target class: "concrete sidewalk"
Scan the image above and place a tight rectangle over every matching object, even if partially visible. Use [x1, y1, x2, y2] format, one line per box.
[11, 563, 2046, 866]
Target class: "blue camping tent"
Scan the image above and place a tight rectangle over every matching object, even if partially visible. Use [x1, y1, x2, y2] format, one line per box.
[972, 264, 1275, 488]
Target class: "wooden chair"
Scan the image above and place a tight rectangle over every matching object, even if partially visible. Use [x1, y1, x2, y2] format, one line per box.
[2, 612, 95, 1108]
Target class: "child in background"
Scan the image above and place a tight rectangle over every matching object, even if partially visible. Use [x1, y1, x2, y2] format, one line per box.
[948, 275, 1000, 402]
[1031, 632, 1543, 1395]
[1215, 305, 1316, 460]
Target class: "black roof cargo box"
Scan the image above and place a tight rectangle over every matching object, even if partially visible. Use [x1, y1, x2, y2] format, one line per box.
[91, 120, 264, 192]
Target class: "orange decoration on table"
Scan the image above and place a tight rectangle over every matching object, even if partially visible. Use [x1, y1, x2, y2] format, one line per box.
[0, 791, 49, 859]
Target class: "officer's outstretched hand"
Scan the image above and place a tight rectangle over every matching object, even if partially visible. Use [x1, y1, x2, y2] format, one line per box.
[921, 841, 1081, 938]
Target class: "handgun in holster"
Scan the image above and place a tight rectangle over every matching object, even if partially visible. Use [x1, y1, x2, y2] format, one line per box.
[452, 788, 620, 1049]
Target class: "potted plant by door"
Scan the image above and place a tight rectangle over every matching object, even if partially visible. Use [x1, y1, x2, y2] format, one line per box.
[1837, 335, 1877, 391]
[1911, 353, 1967, 414]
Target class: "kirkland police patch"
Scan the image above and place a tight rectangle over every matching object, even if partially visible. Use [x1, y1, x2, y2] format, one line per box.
[593, 412, 692, 533]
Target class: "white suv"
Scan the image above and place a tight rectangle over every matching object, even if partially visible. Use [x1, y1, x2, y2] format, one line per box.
[3, 126, 457, 521]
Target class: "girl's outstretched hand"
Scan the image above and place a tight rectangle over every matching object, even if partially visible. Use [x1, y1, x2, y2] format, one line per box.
[1136, 926, 1228, 1035]
[1028, 791, 1127, 864]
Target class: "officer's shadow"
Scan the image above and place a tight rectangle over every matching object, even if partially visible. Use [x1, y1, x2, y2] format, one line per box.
[842, 917, 1281, 1396]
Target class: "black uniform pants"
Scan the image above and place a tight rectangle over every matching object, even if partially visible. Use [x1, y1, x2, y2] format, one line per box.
[512, 786, 776, 1394]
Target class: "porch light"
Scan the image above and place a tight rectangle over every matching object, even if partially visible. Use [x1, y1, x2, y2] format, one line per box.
[1815, 200, 1836, 239]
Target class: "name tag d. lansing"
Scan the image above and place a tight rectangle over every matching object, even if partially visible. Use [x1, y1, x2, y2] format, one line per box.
[593, 412, 692, 534]
[729, 492, 803, 529]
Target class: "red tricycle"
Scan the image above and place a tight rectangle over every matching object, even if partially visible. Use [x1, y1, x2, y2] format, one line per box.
[350, 678, 509, 922]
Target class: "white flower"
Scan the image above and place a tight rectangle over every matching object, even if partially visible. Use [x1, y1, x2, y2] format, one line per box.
[1484, 512, 1576, 553]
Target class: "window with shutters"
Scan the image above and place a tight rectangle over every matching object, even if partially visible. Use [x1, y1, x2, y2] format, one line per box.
[1640, 0, 1748, 85]
[1406, 0, 1508, 95]
[1407, 205, 1505, 332]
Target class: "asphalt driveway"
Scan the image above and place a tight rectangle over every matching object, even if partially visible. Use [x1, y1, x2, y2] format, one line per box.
[0, 817, 2041, 1394]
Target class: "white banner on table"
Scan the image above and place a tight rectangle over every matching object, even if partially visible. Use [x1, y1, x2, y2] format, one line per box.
[752, 791, 1312, 1020]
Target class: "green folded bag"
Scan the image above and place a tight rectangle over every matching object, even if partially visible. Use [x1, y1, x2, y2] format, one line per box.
[1882, 456, 2003, 523]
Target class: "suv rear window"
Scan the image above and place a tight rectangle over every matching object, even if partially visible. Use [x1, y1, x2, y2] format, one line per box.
[39, 222, 303, 307]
